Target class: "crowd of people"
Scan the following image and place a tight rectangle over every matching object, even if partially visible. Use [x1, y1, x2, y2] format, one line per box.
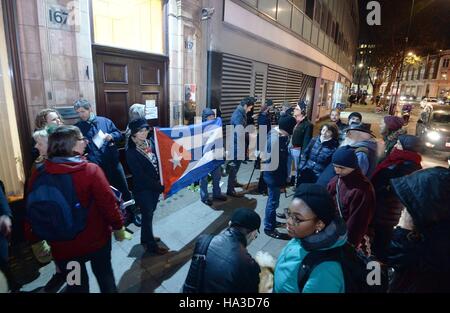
[0, 96, 449, 294]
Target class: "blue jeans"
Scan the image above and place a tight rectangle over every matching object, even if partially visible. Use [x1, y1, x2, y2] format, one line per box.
[227, 160, 242, 193]
[264, 186, 281, 231]
[134, 190, 159, 249]
[286, 148, 301, 181]
[200, 167, 222, 201]
[56, 240, 116, 293]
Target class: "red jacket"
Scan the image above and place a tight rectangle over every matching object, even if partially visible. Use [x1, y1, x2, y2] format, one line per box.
[327, 169, 376, 247]
[25, 158, 124, 261]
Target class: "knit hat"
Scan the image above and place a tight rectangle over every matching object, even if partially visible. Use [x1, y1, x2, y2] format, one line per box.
[202, 108, 215, 122]
[240, 96, 256, 107]
[278, 115, 296, 135]
[332, 145, 359, 169]
[398, 134, 422, 152]
[348, 112, 362, 123]
[391, 167, 450, 231]
[294, 184, 336, 226]
[128, 118, 149, 135]
[384, 115, 404, 131]
[230, 208, 261, 232]
[265, 99, 273, 106]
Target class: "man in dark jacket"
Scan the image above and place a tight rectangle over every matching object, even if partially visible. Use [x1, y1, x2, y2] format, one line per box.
[262, 115, 296, 240]
[227, 97, 255, 197]
[327, 146, 376, 248]
[74, 99, 138, 226]
[387, 167, 450, 292]
[201, 208, 261, 292]
[370, 135, 422, 259]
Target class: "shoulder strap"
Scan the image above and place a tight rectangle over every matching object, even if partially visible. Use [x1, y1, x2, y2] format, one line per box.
[298, 247, 342, 292]
[183, 234, 214, 293]
[335, 177, 344, 218]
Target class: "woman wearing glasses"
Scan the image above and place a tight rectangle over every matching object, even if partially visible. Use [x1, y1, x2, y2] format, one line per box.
[25, 125, 128, 293]
[273, 184, 347, 293]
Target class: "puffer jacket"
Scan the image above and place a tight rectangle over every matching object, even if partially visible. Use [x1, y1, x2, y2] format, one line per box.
[202, 228, 261, 293]
[298, 136, 339, 179]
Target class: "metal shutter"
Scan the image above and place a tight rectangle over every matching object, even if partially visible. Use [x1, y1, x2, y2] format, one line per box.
[220, 54, 253, 124]
[266, 65, 304, 111]
[299, 74, 316, 100]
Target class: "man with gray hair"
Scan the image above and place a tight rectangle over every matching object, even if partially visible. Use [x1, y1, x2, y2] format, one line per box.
[74, 99, 140, 226]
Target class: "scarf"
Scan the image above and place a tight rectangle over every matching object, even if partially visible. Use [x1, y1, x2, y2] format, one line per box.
[372, 148, 422, 180]
[131, 137, 159, 175]
[300, 217, 347, 251]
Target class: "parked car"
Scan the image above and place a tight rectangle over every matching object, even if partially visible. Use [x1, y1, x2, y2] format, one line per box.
[420, 97, 443, 108]
[416, 105, 450, 150]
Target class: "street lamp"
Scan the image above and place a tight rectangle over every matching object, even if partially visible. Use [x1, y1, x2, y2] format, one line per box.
[389, 0, 415, 115]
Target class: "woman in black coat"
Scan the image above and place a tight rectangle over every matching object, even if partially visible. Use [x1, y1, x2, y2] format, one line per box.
[126, 118, 167, 255]
[387, 167, 450, 292]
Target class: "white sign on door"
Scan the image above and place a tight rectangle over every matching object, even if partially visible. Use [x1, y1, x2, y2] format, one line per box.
[145, 100, 158, 120]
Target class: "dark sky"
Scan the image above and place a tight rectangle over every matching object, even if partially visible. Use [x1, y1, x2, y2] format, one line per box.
[358, 0, 450, 48]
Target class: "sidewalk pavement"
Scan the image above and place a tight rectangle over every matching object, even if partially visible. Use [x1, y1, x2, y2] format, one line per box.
[17, 161, 294, 293]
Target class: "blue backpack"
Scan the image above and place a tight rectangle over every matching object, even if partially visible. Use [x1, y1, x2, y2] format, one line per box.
[26, 168, 89, 241]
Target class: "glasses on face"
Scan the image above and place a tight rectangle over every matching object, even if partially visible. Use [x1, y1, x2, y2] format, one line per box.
[284, 208, 315, 226]
[77, 137, 87, 142]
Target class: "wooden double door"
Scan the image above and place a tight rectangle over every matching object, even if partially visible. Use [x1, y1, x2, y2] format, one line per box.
[93, 45, 169, 131]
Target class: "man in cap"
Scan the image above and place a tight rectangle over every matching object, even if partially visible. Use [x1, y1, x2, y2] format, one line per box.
[327, 146, 375, 248]
[199, 108, 227, 205]
[262, 115, 296, 240]
[193, 208, 261, 293]
[227, 97, 255, 197]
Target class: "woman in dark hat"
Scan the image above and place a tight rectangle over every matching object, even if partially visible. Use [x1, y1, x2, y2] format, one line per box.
[386, 167, 450, 292]
[126, 118, 168, 255]
[273, 184, 347, 293]
[370, 135, 423, 259]
[296, 123, 339, 186]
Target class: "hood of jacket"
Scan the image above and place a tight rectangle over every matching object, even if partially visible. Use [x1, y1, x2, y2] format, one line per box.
[391, 167, 450, 232]
[44, 157, 88, 175]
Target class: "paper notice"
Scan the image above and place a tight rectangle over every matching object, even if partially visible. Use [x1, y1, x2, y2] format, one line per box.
[93, 129, 106, 149]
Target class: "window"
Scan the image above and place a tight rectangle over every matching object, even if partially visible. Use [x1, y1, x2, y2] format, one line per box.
[292, 0, 305, 12]
[277, 0, 293, 28]
[242, 0, 257, 7]
[443, 59, 450, 68]
[314, 1, 321, 24]
[258, 0, 277, 19]
[305, 0, 315, 20]
[92, 0, 163, 54]
[320, 6, 328, 31]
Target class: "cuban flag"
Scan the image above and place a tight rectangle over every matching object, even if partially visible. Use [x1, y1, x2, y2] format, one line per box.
[154, 118, 224, 198]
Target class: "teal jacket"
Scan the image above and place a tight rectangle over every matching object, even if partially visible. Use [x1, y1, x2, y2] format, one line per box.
[273, 236, 347, 293]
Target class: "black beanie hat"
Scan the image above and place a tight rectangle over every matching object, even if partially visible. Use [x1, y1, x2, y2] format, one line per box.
[128, 118, 149, 135]
[230, 208, 261, 232]
[294, 183, 336, 226]
[278, 115, 297, 135]
[332, 145, 359, 169]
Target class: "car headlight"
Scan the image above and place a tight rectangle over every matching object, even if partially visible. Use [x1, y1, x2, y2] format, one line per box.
[426, 131, 441, 141]
[400, 96, 406, 101]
